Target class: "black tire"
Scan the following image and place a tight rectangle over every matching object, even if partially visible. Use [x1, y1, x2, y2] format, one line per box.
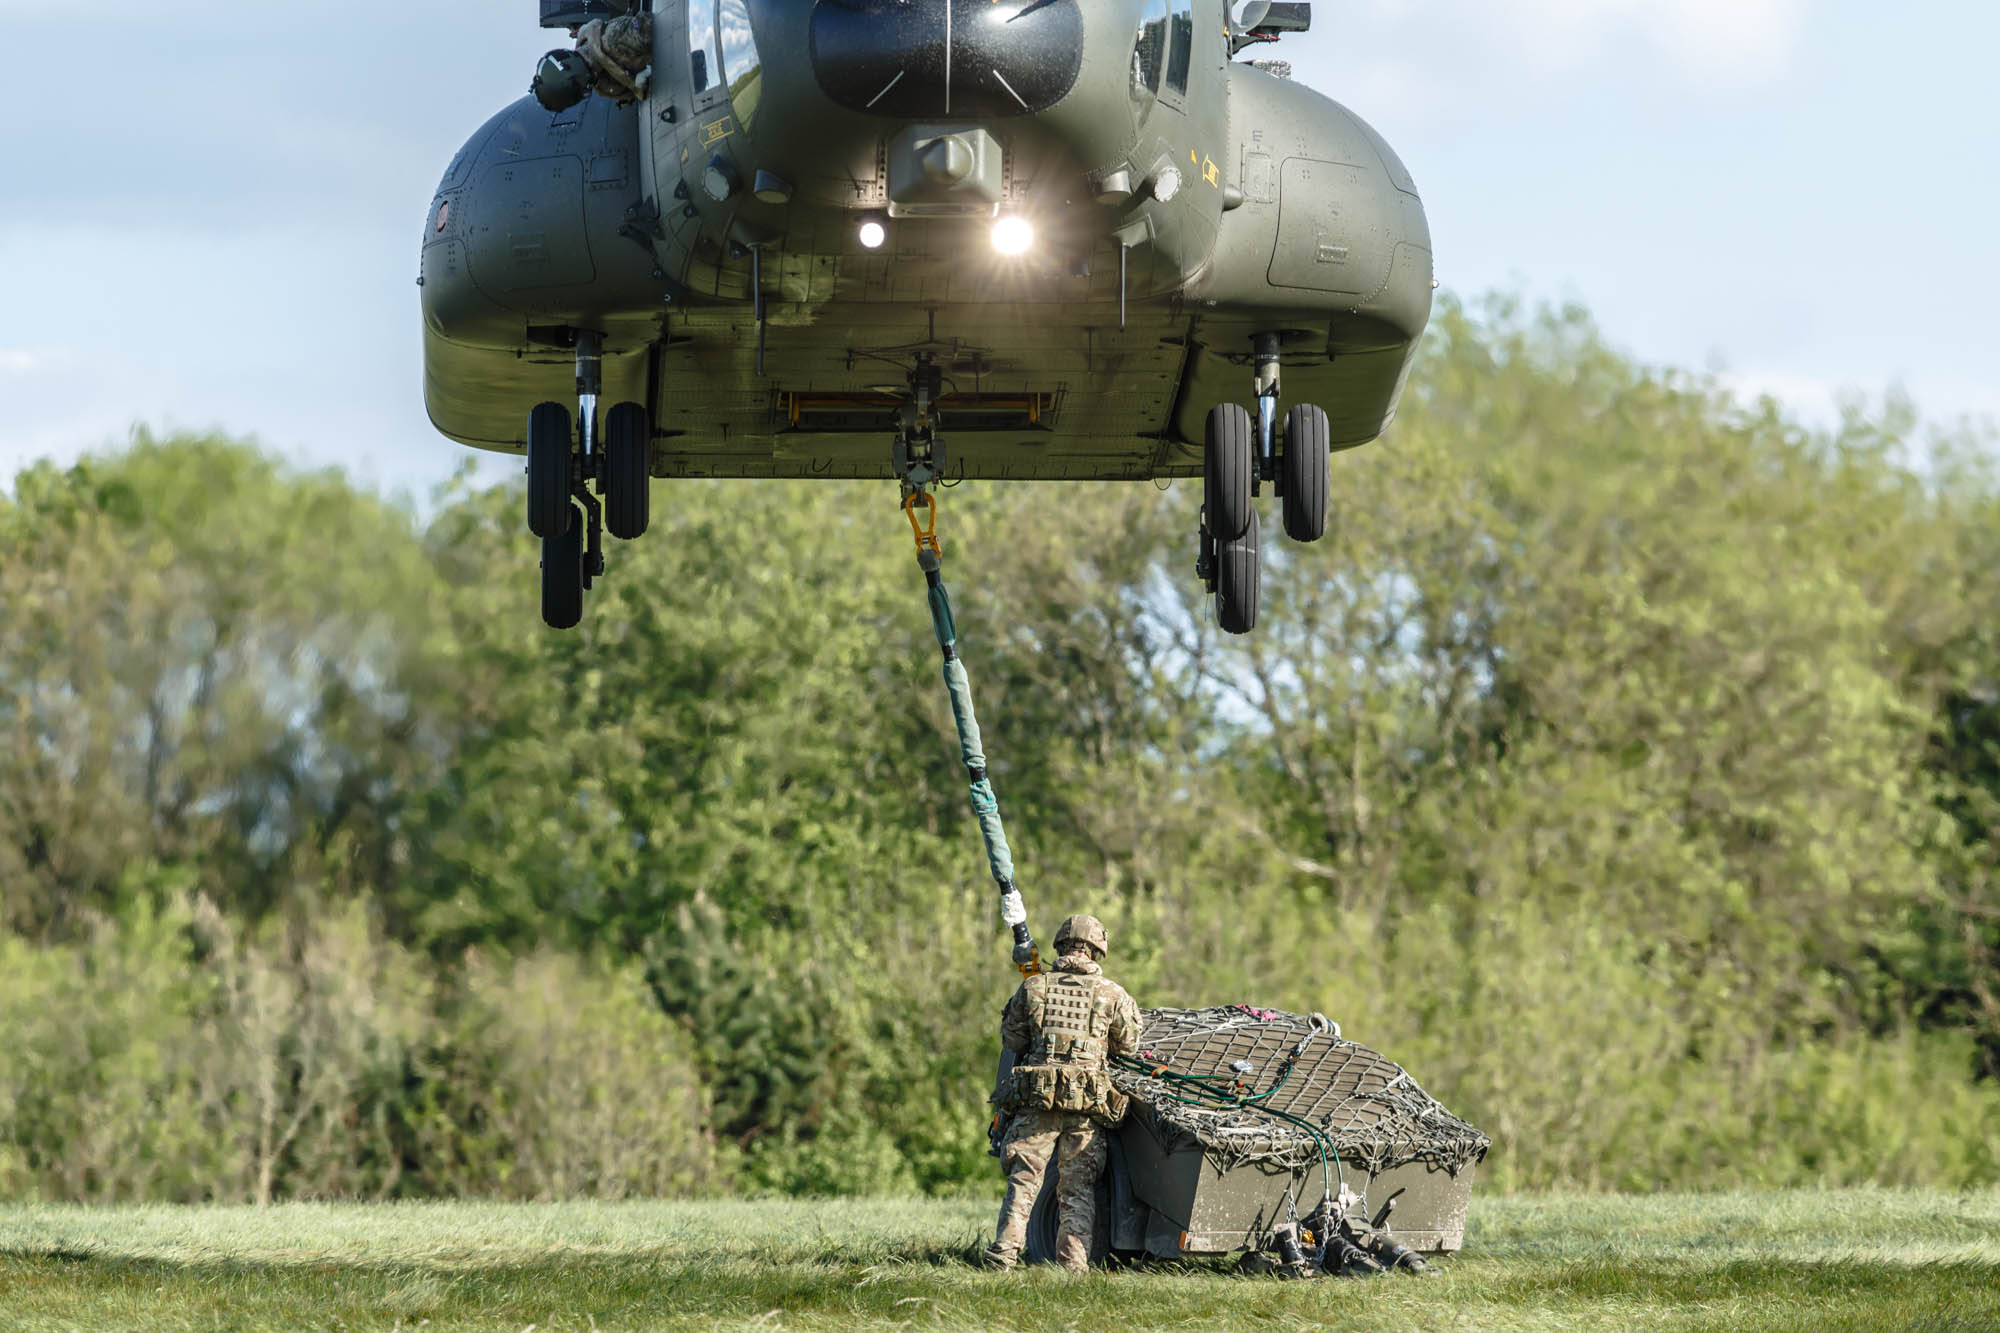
[1280, 403, 1330, 543]
[603, 401, 652, 540]
[540, 501, 584, 630]
[527, 401, 574, 539]
[1215, 507, 1260, 635]
[1022, 1136, 1127, 1268]
[1204, 403, 1254, 543]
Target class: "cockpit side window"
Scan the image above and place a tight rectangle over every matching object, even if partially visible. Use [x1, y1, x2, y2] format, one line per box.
[717, 0, 763, 124]
[1166, 0, 1194, 94]
[1132, 0, 1169, 105]
[689, 0, 721, 95]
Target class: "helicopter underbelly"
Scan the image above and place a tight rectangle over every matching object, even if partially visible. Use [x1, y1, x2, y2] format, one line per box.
[653, 296, 1195, 481]
[425, 279, 1415, 479]
[424, 291, 1202, 480]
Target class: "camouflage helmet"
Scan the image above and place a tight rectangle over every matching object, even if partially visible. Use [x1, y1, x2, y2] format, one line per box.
[1054, 913, 1109, 958]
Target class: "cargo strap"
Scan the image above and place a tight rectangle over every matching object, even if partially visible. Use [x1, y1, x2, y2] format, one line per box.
[906, 492, 1041, 977]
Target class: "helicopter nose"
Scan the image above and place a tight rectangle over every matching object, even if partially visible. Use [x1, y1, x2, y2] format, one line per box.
[809, 0, 1083, 120]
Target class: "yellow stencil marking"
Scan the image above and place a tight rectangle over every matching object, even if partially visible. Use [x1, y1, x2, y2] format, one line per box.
[701, 116, 735, 146]
[1202, 155, 1219, 187]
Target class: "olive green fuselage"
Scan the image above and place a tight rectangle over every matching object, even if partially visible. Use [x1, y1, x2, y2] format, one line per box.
[420, 0, 1433, 480]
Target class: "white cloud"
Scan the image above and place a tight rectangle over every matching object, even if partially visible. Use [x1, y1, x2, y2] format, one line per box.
[0, 349, 41, 375]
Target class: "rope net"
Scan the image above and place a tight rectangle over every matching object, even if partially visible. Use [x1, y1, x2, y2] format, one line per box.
[1111, 1006, 1490, 1176]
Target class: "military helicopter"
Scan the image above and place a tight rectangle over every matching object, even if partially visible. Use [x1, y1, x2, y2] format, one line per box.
[420, 0, 1432, 631]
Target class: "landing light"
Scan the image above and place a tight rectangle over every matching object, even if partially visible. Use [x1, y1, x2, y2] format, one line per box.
[857, 219, 887, 250]
[992, 216, 1034, 256]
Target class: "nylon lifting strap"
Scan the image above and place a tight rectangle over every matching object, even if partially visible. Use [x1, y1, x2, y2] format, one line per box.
[906, 491, 1042, 977]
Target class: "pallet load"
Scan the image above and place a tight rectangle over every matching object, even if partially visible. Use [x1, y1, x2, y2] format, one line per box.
[1022, 1005, 1490, 1267]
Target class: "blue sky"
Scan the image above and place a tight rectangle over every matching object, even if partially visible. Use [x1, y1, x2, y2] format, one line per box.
[1, 0, 1993, 494]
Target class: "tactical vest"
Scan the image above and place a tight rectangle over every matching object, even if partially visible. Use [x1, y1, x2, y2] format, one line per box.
[1001, 970, 1130, 1126]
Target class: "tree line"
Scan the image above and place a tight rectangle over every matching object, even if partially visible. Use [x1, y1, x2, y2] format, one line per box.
[3, 297, 1997, 1202]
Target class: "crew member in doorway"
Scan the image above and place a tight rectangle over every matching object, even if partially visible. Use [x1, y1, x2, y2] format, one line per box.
[984, 914, 1142, 1273]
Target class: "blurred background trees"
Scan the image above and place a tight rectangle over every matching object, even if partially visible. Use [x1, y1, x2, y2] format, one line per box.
[3, 298, 1997, 1201]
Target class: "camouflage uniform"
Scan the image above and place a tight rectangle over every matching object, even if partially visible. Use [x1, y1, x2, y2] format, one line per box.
[575, 14, 653, 103]
[985, 916, 1142, 1274]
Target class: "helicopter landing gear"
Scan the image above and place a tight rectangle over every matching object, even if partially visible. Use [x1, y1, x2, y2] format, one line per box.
[1254, 333, 1331, 543]
[1280, 402, 1330, 543]
[1213, 507, 1260, 634]
[603, 400, 652, 540]
[525, 330, 652, 629]
[1197, 401, 1258, 633]
[541, 500, 585, 629]
[1204, 403, 1254, 543]
[1253, 331, 1282, 494]
[525, 406, 609, 629]
[527, 401, 572, 539]
[1191, 334, 1334, 633]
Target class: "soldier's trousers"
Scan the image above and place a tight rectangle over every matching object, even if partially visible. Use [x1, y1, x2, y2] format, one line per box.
[989, 1110, 1106, 1272]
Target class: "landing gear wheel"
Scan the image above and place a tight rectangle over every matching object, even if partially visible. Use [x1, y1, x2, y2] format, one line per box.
[1215, 507, 1260, 635]
[540, 500, 584, 629]
[603, 401, 652, 541]
[1280, 403, 1330, 543]
[1204, 403, 1254, 543]
[527, 401, 573, 539]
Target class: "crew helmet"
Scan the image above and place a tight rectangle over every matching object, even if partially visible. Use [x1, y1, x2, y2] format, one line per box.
[1054, 913, 1109, 958]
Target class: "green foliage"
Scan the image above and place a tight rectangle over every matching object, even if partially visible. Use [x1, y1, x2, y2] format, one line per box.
[0, 891, 227, 1202]
[5, 296, 2000, 1202]
[412, 948, 723, 1199]
[0, 433, 462, 938]
[0, 897, 720, 1202]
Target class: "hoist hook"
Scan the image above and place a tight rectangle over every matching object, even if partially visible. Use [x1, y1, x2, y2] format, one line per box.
[904, 489, 942, 560]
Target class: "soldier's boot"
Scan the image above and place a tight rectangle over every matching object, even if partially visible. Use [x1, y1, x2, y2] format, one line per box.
[979, 1244, 1018, 1272]
[1054, 1232, 1092, 1274]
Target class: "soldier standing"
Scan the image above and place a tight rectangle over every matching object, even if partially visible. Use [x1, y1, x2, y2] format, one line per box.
[983, 913, 1142, 1273]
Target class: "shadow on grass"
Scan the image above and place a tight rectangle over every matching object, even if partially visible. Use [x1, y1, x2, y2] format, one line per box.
[8, 1245, 97, 1263]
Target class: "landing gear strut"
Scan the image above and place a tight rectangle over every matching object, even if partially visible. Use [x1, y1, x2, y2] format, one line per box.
[524, 329, 654, 629]
[1192, 333, 1335, 635]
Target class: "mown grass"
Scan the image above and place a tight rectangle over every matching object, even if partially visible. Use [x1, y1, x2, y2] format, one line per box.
[2, 1190, 1996, 1331]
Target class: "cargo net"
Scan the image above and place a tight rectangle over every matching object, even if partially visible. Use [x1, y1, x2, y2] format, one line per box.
[1110, 1006, 1490, 1177]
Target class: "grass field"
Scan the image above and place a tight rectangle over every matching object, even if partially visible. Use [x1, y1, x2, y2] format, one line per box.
[3, 1190, 1997, 1331]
